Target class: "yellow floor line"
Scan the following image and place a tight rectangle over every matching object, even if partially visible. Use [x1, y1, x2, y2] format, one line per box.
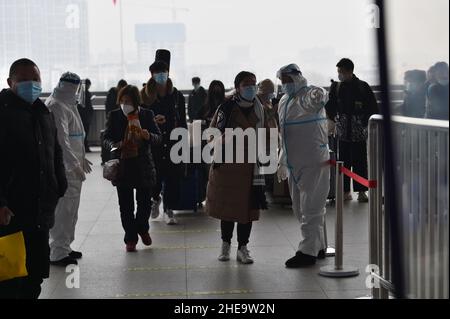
[149, 245, 221, 250]
[126, 264, 242, 272]
[115, 289, 253, 298]
[151, 229, 220, 234]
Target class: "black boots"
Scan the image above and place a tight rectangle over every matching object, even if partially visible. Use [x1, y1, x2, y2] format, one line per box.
[50, 257, 78, 267]
[285, 251, 317, 268]
[69, 251, 83, 259]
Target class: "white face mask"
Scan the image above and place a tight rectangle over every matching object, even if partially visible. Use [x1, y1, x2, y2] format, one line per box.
[121, 104, 135, 116]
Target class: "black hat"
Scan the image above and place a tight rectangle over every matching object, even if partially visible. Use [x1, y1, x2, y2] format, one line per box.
[151, 49, 171, 73]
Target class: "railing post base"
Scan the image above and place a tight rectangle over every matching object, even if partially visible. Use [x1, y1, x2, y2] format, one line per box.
[319, 265, 359, 278]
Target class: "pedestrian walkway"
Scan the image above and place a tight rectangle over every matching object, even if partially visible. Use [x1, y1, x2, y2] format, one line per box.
[40, 150, 371, 299]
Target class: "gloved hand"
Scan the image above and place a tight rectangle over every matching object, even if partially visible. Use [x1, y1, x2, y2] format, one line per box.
[73, 164, 86, 182]
[0, 206, 14, 226]
[83, 158, 93, 174]
[277, 165, 289, 183]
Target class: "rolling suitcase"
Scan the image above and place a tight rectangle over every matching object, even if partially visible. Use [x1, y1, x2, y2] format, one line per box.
[167, 164, 200, 212]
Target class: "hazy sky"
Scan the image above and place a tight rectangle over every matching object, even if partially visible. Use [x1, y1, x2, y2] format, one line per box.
[87, 0, 378, 84]
[86, 0, 448, 86]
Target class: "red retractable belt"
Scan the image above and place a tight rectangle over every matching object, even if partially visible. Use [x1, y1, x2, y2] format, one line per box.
[328, 159, 377, 189]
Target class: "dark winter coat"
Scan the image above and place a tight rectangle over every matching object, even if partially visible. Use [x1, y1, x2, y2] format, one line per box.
[325, 75, 378, 142]
[103, 108, 162, 188]
[0, 89, 68, 234]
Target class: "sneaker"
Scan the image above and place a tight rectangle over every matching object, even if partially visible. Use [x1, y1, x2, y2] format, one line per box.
[50, 257, 78, 267]
[139, 233, 152, 246]
[358, 192, 369, 203]
[237, 246, 254, 264]
[68, 250, 82, 259]
[285, 251, 316, 268]
[218, 242, 231, 261]
[151, 197, 161, 219]
[126, 242, 137, 252]
[344, 192, 353, 201]
[165, 209, 178, 225]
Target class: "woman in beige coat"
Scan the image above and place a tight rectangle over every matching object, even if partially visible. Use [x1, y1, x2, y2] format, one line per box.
[205, 71, 269, 264]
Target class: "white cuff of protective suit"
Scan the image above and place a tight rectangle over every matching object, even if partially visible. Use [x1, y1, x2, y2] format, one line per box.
[69, 164, 86, 182]
[278, 149, 288, 168]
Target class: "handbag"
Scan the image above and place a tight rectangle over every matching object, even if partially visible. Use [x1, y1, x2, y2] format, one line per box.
[0, 231, 28, 282]
[103, 159, 121, 182]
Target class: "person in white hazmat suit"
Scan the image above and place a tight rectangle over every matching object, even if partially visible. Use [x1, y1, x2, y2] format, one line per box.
[45, 72, 92, 266]
[276, 64, 330, 268]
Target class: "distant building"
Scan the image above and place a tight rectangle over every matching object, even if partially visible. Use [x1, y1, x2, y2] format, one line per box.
[0, 0, 89, 89]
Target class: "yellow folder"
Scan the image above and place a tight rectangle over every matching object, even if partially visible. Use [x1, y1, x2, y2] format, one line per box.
[0, 231, 28, 282]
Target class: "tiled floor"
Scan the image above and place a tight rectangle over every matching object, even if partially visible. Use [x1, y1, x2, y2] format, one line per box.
[40, 150, 372, 299]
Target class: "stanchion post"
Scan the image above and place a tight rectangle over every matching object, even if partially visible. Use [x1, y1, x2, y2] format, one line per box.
[335, 161, 344, 269]
[319, 161, 359, 278]
[369, 120, 381, 299]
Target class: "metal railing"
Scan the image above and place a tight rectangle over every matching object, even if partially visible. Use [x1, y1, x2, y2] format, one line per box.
[368, 115, 449, 299]
[39, 85, 405, 146]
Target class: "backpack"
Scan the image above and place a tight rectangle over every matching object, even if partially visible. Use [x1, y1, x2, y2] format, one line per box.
[333, 80, 370, 142]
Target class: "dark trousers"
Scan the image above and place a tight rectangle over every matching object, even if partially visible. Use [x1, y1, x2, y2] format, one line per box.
[221, 221, 253, 248]
[0, 229, 49, 299]
[80, 112, 93, 150]
[338, 140, 368, 193]
[0, 276, 43, 299]
[117, 186, 152, 243]
[83, 120, 91, 150]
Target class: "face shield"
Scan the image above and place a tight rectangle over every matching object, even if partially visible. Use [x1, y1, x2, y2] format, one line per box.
[77, 79, 86, 106]
[53, 72, 82, 107]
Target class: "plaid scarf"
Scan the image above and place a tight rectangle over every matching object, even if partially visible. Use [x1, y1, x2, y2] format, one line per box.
[121, 113, 142, 160]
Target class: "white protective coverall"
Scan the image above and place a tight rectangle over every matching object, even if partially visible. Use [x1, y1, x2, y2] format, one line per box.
[46, 72, 88, 261]
[277, 64, 330, 257]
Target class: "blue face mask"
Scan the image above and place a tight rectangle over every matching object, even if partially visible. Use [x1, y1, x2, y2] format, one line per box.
[240, 85, 257, 101]
[282, 83, 298, 96]
[16, 81, 42, 104]
[154, 72, 168, 85]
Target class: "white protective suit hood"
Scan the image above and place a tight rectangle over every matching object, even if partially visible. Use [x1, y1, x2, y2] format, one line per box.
[277, 63, 308, 97]
[49, 72, 81, 107]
